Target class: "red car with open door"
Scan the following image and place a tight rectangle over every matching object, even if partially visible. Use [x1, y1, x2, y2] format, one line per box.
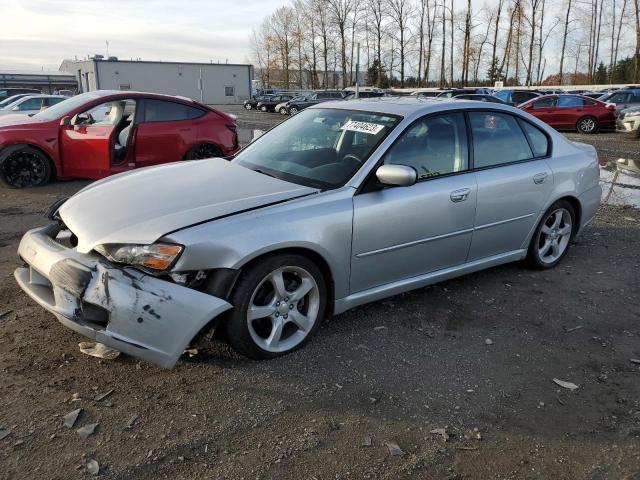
[0, 90, 239, 188]
[519, 94, 615, 134]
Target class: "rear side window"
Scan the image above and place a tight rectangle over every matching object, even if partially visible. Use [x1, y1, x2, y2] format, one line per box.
[557, 96, 584, 108]
[384, 112, 468, 179]
[17, 98, 43, 110]
[512, 92, 537, 104]
[532, 97, 556, 108]
[469, 112, 533, 168]
[518, 119, 549, 157]
[143, 99, 205, 122]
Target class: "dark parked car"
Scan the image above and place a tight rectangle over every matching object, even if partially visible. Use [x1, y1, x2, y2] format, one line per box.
[0, 88, 41, 102]
[410, 90, 441, 98]
[243, 94, 275, 110]
[454, 94, 506, 104]
[519, 94, 615, 134]
[437, 88, 492, 98]
[582, 92, 606, 99]
[256, 94, 296, 112]
[286, 90, 347, 114]
[493, 89, 542, 106]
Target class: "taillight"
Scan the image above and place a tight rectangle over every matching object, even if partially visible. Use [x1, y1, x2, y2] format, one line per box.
[226, 123, 238, 149]
[605, 103, 615, 110]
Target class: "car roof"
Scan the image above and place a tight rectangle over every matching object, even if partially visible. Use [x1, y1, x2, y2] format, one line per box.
[311, 96, 521, 117]
[85, 90, 199, 103]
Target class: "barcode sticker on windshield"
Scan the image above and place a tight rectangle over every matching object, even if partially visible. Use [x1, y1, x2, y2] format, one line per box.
[340, 120, 385, 135]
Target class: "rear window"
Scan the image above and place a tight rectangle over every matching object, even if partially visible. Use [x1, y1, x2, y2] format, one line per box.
[143, 99, 205, 122]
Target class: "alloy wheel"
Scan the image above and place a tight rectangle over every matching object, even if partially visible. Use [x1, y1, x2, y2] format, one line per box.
[578, 117, 596, 133]
[1, 150, 48, 188]
[246, 266, 320, 353]
[245, 104, 252, 110]
[536, 208, 572, 264]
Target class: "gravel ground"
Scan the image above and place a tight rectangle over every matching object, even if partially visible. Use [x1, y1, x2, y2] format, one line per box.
[1, 107, 639, 479]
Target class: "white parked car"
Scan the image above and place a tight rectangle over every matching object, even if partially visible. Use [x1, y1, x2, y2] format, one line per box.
[0, 95, 67, 116]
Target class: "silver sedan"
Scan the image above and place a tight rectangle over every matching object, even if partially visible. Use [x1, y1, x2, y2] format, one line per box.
[14, 98, 602, 367]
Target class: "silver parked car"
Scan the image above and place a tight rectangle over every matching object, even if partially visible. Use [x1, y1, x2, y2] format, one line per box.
[0, 94, 66, 116]
[15, 98, 602, 367]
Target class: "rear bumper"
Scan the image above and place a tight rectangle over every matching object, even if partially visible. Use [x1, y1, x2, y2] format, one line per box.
[15, 224, 232, 368]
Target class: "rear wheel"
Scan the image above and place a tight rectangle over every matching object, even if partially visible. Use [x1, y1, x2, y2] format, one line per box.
[0, 146, 52, 188]
[289, 106, 299, 114]
[576, 116, 598, 134]
[527, 200, 575, 269]
[224, 254, 327, 359]
[260, 105, 268, 112]
[279, 107, 288, 115]
[244, 103, 252, 110]
[184, 143, 222, 160]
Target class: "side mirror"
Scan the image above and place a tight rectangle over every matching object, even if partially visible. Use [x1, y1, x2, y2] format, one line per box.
[375, 164, 417, 187]
[60, 116, 71, 127]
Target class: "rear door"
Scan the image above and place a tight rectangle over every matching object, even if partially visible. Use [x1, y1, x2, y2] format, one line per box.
[351, 112, 477, 293]
[467, 111, 553, 261]
[134, 99, 205, 168]
[555, 96, 585, 128]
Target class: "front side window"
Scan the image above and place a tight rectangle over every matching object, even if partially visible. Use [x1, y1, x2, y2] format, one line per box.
[143, 99, 204, 122]
[532, 97, 556, 109]
[469, 112, 533, 168]
[556, 96, 584, 108]
[384, 113, 468, 179]
[608, 92, 631, 103]
[234, 108, 400, 189]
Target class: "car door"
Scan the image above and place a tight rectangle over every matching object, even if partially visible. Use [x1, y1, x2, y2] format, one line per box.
[467, 111, 553, 261]
[529, 96, 557, 126]
[555, 96, 585, 128]
[134, 99, 203, 168]
[59, 100, 125, 178]
[351, 112, 478, 293]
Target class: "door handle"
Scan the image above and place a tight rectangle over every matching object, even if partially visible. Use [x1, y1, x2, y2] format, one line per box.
[533, 172, 548, 184]
[450, 188, 471, 202]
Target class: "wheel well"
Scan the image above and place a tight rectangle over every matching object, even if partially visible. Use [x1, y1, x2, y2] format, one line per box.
[558, 196, 582, 235]
[236, 247, 336, 315]
[182, 142, 222, 160]
[1, 143, 57, 178]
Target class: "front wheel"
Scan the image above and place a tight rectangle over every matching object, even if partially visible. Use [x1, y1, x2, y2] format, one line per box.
[577, 116, 598, 134]
[289, 106, 299, 114]
[244, 103, 252, 110]
[0, 146, 52, 188]
[223, 254, 327, 359]
[527, 201, 575, 269]
[279, 107, 288, 115]
[260, 105, 268, 112]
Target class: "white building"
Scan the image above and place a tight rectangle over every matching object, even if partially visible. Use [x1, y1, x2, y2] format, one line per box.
[60, 57, 253, 104]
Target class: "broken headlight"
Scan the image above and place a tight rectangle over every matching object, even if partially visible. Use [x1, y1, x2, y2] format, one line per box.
[94, 243, 183, 271]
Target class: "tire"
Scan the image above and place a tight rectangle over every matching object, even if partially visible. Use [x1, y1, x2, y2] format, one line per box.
[289, 106, 299, 114]
[260, 105, 268, 112]
[0, 146, 52, 188]
[223, 253, 327, 360]
[279, 107, 288, 115]
[244, 103, 252, 110]
[184, 143, 222, 160]
[576, 116, 598, 134]
[527, 200, 575, 269]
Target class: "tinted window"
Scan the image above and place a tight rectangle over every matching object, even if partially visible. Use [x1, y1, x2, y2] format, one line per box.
[469, 112, 533, 168]
[143, 100, 205, 122]
[384, 113, 468, 179]
[17, 98, 43, 110]
[532, 97, 556, 108]
[608, 92, 631, 103]
[556, 96, 584, 108]
[518, 119, 549, 157]
[512, 92, 538, 104]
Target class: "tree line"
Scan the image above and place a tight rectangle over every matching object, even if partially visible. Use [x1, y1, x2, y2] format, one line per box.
[249, 0, 640, 89]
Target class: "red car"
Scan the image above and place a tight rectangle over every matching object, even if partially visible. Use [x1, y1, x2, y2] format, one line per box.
[0, 90, 239, 188]
[519, 94, 615, 134]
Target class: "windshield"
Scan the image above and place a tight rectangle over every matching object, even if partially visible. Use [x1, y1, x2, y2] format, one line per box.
[33, 92, 104, 121]
[234, 108, 400, 189]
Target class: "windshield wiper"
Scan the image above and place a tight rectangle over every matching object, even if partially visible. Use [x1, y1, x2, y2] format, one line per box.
[252, 168, 278, 179]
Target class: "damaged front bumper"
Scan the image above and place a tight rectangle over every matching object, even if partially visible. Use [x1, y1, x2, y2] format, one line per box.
[14, 224, 232, 368]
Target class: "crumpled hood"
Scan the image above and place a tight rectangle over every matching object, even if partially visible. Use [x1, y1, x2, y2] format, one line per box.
[60, 158, 318, 253]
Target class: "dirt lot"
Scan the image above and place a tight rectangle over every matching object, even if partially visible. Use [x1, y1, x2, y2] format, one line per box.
[1, 108, 639, 480]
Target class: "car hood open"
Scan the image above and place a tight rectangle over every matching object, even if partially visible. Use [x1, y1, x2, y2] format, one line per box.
[60, 158, 319, 253]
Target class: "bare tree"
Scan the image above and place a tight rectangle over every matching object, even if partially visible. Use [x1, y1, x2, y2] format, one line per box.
[327, 0, 354, 89]
[635, 0, 640, 81]
[558, 0, 572, 84]
[489, 0, 505, 83]
[473, 8, 494, 84]
[610, 0, 627, 82]
[461, 0, 472, 86]
[388, 0, 413, 87]
[440, 0, 447, 86]
[368, 0, 387, 86]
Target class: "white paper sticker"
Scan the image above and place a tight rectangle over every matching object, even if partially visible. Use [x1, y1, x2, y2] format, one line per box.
[340, 120, 385, 135]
